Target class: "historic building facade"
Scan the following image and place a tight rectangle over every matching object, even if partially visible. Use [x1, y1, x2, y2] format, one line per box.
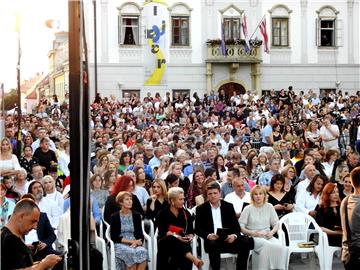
[85, 0, 360, 100]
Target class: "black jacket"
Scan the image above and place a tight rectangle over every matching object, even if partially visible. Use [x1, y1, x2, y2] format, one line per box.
[110, 211, 143, 243]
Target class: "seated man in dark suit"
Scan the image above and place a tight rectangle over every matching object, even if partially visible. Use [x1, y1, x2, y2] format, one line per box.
[195, 181, 254, 270]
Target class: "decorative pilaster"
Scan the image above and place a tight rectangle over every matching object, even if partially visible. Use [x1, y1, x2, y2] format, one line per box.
[301, 0, 308, 63]
[251, 63, 261, 95]
[206, 63, 213, 94]
[348, 0, 354, 64]
[101, 0, 109, 62]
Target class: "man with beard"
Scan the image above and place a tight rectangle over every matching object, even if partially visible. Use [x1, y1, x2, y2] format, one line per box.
[28, 181, 62, 229]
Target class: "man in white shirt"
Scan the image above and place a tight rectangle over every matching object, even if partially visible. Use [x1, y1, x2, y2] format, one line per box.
[320, 115, 340, 150]
[296, 164, 317, 200]
[31, 127, 57, 152]
[225, 178, 250, 219]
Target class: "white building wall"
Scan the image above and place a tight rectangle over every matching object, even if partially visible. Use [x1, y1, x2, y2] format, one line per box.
[86, 0, 360, 100]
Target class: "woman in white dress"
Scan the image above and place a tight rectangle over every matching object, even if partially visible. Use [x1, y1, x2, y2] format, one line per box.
[0, 137, 21, 177]
[42, 175, 64, 212]
[239, 185, 286, 270]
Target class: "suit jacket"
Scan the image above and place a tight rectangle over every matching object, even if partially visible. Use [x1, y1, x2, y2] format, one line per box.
[110, 211, 144, 244]
[195, 199, 241, 247]
[37, 212, 56, 249]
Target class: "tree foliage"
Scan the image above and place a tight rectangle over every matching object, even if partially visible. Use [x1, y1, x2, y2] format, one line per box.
[3, 89, 18, 110]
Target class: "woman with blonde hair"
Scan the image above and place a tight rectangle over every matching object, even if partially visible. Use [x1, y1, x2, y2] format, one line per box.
[42, 175, 64, 212]
[305, 121, 321, 148]
[156, 187, 203, 269]
[239, 185, 286, 269]
[0, 137, 21, 177]
[145, 179, 168, 222]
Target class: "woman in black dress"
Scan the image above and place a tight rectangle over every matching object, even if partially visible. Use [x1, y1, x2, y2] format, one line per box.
[315, 183, 342, 247]
[145, 179, 168, 222]
[156, 187, 203, 270]
[267, 174, 294, 218]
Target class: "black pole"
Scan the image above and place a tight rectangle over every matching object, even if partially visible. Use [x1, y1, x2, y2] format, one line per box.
[68, 0, 90, 269]
[16, 18, 22, 159]
[93, 0, 98, 96]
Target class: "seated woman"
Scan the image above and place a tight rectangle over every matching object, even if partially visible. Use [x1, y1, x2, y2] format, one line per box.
[295, 175, 326, 218]
[0, 137, 21, 177]
[103, 175, 144, 224]
[145, 179, 168, 222]
[42, 175, 64, 212]
[110, 191, 148, 270]
[186, 170, 205, 209]
[315, 183, 342, 247]
[156, 187, 203, 270]
[339, 173, 354, 200]
[267, 174, 294, 218]
[90, 174, 108, 209]
[239, 185, 286, 270]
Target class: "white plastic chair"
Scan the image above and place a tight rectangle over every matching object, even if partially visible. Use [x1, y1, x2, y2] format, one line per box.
[95, 236, 109, 270]
[105, 220, 153, 270]
[277, 212, 325, 270]
[322, 232, 341, 270]
[199, 237, 237, 270]
[153, 228, 198, 270]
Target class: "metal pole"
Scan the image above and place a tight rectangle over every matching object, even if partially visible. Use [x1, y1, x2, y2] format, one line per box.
[16, 15, 22, 159]
[68, 0, 90, 269]
[249, 14, 266, 40]
[93, 0, 98, 96]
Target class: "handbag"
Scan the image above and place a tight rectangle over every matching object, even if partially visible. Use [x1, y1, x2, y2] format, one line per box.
[168, 208, 188, 236]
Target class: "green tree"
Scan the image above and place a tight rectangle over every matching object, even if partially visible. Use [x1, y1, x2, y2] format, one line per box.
[3, 89, 18, 110]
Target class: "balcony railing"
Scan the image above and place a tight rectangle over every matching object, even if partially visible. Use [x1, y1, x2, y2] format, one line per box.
[206, 43, 261, 63]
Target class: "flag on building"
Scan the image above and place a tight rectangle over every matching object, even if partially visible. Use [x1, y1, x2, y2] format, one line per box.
[260, 17, 269, 54]
[242, 14, 251, 52]
[221, 21, 226, 56]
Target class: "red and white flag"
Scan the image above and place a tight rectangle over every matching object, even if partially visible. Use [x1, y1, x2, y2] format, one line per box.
[259, 18, 269, 54]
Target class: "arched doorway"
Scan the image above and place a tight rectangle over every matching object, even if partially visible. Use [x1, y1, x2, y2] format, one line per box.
[219, 82, 246, 99]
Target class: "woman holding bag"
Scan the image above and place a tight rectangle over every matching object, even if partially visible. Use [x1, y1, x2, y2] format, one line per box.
[156, 187, 203, 270]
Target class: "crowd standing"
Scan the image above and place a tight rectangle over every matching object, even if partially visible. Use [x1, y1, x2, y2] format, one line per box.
[1, 87, 360, 270]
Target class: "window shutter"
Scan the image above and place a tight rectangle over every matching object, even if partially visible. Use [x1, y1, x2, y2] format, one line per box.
[118, 15, 121, 45]
[336, 19, 343, 47]
[315, 18, 320, 46]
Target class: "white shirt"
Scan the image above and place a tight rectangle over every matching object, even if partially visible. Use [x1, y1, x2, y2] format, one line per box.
[133, 186, 150, 207]
[210, 202, 223, 234]
[295, 191, 320, 214]
[320, 124, 339, 150]
[296, 178, 311, 200]
[38, 197, 63, 228]
[224, 191, 251, 216]
[46, 190, 65, 212]
[58, 151, 70, 176]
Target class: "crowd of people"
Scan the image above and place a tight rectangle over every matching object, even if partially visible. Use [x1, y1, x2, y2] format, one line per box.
[1, 87, 360, 270]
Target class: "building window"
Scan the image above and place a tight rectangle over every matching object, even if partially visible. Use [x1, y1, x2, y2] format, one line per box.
[272, 18, 288, 46]
[172, 16, 189, 46]
[269, 4, 292, 48]
[122, 90, 140, 101]
[169, 3, 192, 47]
[223, 17, 241, 40]
[118, 3, 141, 46]
[319, 19, 335, 46]
[316, 6, 341, 47]
[172, 89, 190, 99]
[119, 16, 139, 45]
